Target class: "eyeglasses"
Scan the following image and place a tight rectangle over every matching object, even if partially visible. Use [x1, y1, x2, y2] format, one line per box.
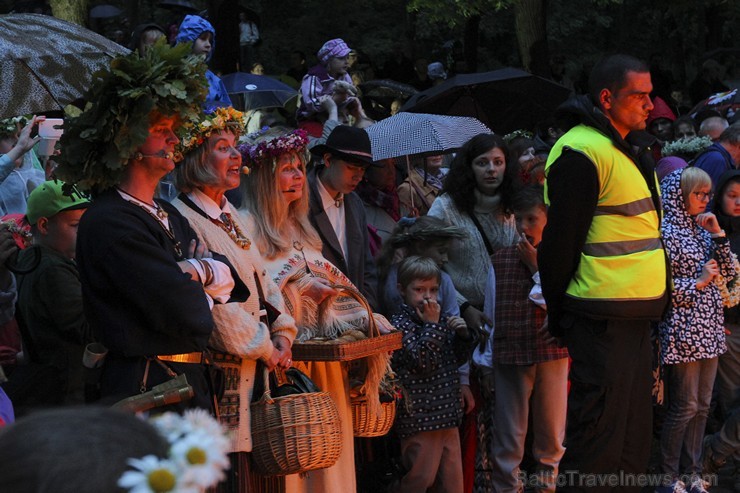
[692, 191, 713, 201]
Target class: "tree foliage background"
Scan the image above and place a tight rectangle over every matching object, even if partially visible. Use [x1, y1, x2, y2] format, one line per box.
[3, 0, 739, 90]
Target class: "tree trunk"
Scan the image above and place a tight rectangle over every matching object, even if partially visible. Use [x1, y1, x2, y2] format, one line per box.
[703, 2, 723, 53]
[211, 0, 240, 75]
[49, 0, 88, 26]
[514, 0, 548, 76]
[463, 14, 480, 73]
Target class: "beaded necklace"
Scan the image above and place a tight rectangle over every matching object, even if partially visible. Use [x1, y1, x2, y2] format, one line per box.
[117, 187, 183, 258]
[211, 212, 251, 250]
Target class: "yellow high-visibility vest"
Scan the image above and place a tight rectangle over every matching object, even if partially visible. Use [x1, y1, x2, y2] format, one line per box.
[545, 124, 667, 302]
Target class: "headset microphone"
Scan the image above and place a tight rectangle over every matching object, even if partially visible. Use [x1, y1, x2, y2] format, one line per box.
[134, 150, 174, 160]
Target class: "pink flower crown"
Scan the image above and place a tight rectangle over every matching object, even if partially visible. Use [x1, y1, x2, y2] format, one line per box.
[174, 106, 246, 162]
[237, 129, 309, 173]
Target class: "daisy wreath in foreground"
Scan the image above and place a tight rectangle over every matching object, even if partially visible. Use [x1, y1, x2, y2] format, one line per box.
[118, 409, 230, 493]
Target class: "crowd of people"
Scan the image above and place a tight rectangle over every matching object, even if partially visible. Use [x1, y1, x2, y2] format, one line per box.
[1, 10, 740, 493]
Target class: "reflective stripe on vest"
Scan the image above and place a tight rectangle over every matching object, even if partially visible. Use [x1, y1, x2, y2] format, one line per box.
[545, 124, 666, 301]
[582, 237, 662, 257]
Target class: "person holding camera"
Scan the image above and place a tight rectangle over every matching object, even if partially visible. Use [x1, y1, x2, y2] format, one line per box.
[0, 115, 45, 216]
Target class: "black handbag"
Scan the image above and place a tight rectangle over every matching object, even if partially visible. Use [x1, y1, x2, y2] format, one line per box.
[251, 365, 320, 401]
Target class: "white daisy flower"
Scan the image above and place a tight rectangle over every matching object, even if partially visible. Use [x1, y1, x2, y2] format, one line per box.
[180, 409, 225, 438]
[170, 431, 230, 488]
[117, 455, 194, 493]
[119, 411, 231, 493]
[150, 413, 189, 443]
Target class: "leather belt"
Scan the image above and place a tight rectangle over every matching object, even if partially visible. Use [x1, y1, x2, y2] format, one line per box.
[157, 352, 203, 364]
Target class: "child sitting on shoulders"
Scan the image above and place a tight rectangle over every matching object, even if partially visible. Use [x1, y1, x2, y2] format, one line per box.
[489, 185, 569, 493]
[390, 256, 475, 493]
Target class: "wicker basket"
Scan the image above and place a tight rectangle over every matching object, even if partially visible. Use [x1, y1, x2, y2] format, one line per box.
[250, 368, 343, 476]
[351, 396, 396, 437]
[292, 285, 402, 361]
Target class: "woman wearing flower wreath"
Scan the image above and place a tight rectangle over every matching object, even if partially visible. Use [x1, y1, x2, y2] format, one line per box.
[238, 128, 395, 493]
[54, 39, 237, 412]
[171, 106, 297, 492]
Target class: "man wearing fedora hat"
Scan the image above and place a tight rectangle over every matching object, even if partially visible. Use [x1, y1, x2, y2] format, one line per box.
[308, 125, 380, 308]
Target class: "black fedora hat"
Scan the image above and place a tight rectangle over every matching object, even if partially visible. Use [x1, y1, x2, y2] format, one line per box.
[310, 125, 381, 167]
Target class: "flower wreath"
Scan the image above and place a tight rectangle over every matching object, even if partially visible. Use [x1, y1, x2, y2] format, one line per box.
[55, 38, 208, 193]
[0, 215, 32, 250]
[503, 129, 534, 142]
[117, 409, 230, 493]
[661, 135, 713, 158]
[174, 106, 246, 162]
[237, 129, 309, 174]
[0, 115, 29, 140]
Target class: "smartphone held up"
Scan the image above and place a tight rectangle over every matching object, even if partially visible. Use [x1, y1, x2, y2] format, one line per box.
[36, 118, 63, 157]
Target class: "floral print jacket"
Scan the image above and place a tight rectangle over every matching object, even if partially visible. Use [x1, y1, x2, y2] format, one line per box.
[658, 169, 737, 365]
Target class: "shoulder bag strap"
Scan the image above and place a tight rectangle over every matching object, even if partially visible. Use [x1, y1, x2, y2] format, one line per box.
[407, 176, 432, 210]
[467, 211, 494, 256]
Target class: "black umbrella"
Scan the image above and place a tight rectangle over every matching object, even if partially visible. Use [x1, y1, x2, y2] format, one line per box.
[221, 72, 298, 111]
[358, 79, 418, 120]
[89, 4, 122, 19]
[400, 67, 572, 134]
[0, 13, 130, 119]
[359, 79, 419, 98]
[157, 0, 199, 13]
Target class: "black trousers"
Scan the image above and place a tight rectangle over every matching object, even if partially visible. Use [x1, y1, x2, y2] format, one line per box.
[557, 314, 653, 493]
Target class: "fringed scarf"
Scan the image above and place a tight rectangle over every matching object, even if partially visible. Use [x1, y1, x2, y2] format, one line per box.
[355, 181, 401, 222]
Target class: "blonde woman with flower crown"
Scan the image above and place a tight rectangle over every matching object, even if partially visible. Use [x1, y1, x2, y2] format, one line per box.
[172, 106, 298, 493]
[238, 128, 397, 493]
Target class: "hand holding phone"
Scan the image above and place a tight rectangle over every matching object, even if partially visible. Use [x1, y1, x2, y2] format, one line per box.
[36, 118, 63, 157]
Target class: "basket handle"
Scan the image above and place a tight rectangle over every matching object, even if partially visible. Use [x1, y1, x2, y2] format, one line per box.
[259, 367, 275, 404]
[330, 283, 379, 338]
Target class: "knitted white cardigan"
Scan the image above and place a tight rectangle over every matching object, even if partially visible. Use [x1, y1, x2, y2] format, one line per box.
[428, 191, 518, 308]
[174, 198, 297, 452]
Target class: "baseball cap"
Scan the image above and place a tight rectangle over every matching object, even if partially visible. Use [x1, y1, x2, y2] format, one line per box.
[26, 180, 90, 225]
[317, 38, 351, 64]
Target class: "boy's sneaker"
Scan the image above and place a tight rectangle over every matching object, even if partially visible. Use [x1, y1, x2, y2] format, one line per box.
[654, 480, 688, 493]
[702, 434, 725, 475]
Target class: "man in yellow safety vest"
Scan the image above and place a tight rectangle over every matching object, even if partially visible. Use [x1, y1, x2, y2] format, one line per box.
[539, 54, 670, 492]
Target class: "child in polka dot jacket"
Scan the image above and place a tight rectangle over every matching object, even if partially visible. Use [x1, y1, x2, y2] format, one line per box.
[389, 256, 476, 493]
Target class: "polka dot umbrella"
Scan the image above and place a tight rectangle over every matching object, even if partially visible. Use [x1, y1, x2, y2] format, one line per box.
[0, 13, 129, 119]
[365, 112, 492, 161]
